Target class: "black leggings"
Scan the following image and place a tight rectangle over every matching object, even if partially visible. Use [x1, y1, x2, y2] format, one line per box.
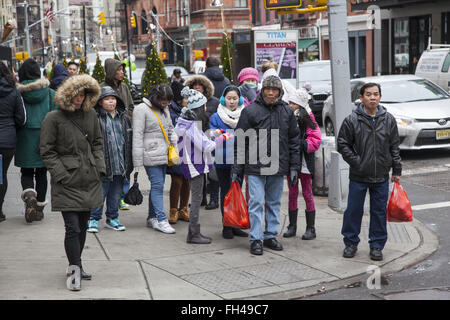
[21, 167, 48, 202]
[61, 211, 90, 267]
[0, 148, 15, 211]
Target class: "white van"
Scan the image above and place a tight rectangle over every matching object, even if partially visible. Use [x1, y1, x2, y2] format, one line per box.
[415, 45, 450, 92]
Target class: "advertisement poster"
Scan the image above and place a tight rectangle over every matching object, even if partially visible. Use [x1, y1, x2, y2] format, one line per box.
[254, 30, 299, 88]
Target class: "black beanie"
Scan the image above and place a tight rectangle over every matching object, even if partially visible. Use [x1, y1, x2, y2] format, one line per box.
[18, 59, 41, 82]
[171, 81, 185, 103]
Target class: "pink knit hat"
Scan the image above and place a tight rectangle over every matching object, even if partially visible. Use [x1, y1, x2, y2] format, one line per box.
[237, 67, 259, 83]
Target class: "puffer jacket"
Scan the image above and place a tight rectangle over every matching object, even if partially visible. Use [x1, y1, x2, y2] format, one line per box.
[174, 117, 216, 180]
[297, 112, 321, 175]
[231, 93, 301, 177]
[337, 103, 402, 183]
[203, 66, 231, 99]
[0, 77, 26, 149]
[15, 78, 57, 168]
[132, 97, 178, 167]
[95, 89, 133, 181]
[184, 74, 220, 116]
[101, 58, 134, 118]
[40, 75, 105, 212]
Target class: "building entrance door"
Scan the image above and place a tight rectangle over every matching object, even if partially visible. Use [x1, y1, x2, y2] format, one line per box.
[409, 15, 431, 73]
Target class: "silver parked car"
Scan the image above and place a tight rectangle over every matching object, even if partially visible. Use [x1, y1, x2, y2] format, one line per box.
[322, 75, 450, 150]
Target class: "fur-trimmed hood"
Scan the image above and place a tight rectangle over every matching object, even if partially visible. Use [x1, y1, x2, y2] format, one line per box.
[54, 74, 101, 112]
[16, 78, 51, 105]
[184, 75, 215, 100]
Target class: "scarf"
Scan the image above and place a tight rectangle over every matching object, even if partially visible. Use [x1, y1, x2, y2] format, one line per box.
[239, 83, 258, 103]
[217, 104, 244, 129]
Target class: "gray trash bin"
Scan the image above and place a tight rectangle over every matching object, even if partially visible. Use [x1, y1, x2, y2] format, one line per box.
[312, 136, 335, 196]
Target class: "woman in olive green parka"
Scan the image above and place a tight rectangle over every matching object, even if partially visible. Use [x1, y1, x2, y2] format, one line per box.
[40, 74, 105, 290]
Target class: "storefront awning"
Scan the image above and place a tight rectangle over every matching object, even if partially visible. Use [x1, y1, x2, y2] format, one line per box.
[298, 39, 318, 50]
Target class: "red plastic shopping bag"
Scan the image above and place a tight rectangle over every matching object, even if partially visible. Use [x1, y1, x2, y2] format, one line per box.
[223, 182, 250, 229]
[387, 181, 413, 222]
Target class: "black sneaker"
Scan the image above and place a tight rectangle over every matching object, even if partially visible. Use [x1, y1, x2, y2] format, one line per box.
[263, 238, 283, 251]
[343, 244, 358, 258]
[250, 240, 263, 255]
[370, 248, 383, 261]
[0, 211, 5, 223]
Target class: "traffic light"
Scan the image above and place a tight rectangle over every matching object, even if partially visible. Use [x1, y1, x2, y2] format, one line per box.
[15, 51, 29, 61]
[97, 12, 106, 25]
[264, 0, 302, 10]
[130, 15, 136, 28]
[307, 0, 326, 6]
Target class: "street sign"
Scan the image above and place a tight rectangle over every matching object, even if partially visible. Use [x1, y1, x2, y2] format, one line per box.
[254, 30, 299, 89]
[264, 0, 302, 10]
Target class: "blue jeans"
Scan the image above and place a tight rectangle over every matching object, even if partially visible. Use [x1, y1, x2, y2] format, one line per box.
[90, 175, 124, 220]
[247, 175, 284, 242]
[341, 180, 389, 250]
[121, 177, 130, 200]
[145, 165, 167, 222]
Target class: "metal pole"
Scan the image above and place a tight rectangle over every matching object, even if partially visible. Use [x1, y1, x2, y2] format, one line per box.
[156, 14, 160, 53]
[187, 0, 192, 72]
[24, 1, 31, 57]
[124, 0, 132, 81]
[327, 0, 353, 211]
[83, 4, 87, 59]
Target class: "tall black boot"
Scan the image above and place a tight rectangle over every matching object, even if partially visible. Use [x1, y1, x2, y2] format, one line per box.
[283, 209, 298, 238]
[302, 210, 316, 240]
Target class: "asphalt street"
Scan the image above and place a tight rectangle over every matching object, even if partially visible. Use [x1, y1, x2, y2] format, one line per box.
[303, 148, 450, 300]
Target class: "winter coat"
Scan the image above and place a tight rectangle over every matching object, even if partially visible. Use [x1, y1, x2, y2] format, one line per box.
[167, 101, 184, 176]
[337, 103, 402, 184]
[15, 78, 57, 168]
[184, 75, 220, 116]
[101, 59, 134, 119]
[0, 77, 26, 149]
[49, 64, 69, 90]
[209, 111, 234, 169]
[95, 93, 133, 181]
[174, 117, 216, 180]
[297, 112, 321, 175]
[231, 93, 301, 177]
[132, 97, 178, 168]
[203, 66, 231, 99]
[40, 75, 105, 212]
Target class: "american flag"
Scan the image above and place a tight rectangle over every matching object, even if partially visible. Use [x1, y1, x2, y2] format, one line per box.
[45, 2, 55, 22]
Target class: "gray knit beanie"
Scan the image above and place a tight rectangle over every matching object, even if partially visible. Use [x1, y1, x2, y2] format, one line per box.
[262, 75, 284, 98]
[181, 86, 207, 110]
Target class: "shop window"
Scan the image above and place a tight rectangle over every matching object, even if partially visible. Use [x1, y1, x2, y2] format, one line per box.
[234, 0, 248, 7]
[393, 18, 409, 74]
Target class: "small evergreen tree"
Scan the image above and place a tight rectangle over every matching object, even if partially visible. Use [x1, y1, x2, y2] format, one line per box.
[141, 43, 168, 96]
[220, 33, 233, 83]
[79, 55, 88, 74]
[91, 54, 105, 83]
[62, 55, 68, 68]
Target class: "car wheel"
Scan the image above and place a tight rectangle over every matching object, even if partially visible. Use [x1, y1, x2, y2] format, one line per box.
[325, 119, 335, 136]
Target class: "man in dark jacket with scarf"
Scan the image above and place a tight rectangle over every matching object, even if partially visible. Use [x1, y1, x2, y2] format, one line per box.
[231, 75, 300, 255]
[337, 82, 402, 262]
[203, 56, 231, 99]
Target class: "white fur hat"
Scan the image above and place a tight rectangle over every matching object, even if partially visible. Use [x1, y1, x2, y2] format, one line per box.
[288, 88, 311, 111]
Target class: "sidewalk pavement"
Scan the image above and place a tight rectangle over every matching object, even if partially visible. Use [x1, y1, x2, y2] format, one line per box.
[0, 167, 438, 300]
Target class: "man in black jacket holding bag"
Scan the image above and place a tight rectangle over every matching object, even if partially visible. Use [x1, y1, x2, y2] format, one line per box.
[337, 82, 402, 261]
[231, 75, 300, 256]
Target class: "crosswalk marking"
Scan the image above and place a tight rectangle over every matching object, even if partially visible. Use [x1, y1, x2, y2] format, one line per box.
[412, 201, 450, 211]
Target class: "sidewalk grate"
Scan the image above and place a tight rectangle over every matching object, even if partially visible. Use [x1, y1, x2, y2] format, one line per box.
[360, 223, 411, 243]
[180, 261, 329, 295]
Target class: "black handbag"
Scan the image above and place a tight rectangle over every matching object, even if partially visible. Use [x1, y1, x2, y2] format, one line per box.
[124, 172, 143, 205]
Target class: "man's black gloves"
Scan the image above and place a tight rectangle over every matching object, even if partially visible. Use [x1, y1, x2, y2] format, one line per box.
[289, 170, 298, 188]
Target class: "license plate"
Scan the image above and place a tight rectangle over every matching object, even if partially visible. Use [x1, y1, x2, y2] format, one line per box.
[436, 129, 450, 140]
